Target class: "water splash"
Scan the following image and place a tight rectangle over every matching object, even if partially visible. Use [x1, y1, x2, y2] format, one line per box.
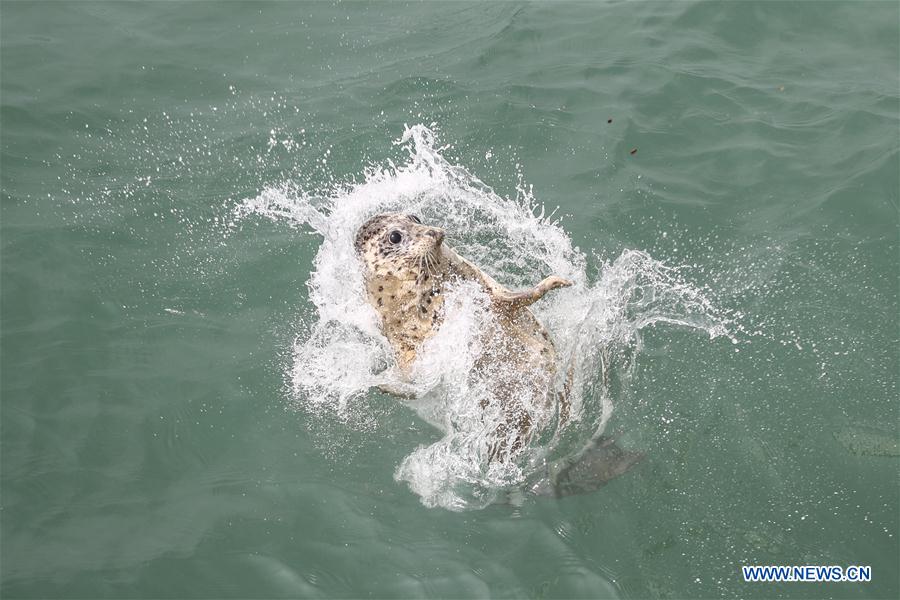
[237, 124, 731, 510]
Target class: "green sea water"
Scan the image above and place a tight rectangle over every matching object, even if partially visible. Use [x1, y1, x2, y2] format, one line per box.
[2, 1, 898, 598]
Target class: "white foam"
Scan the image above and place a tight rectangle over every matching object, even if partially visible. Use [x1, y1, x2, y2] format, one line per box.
[236, 124, 730, 510]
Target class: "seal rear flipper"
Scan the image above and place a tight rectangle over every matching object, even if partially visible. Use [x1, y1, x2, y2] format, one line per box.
[529, 436, 644, 498]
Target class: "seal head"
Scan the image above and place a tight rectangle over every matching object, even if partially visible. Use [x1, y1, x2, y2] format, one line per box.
[355, 213, 448, 371]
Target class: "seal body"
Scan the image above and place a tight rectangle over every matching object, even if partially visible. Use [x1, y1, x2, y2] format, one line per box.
[355, 213, 571, 460]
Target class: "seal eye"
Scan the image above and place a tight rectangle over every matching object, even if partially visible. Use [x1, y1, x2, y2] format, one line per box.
[389, 231, 402, 244]
[408, 215, 422, 224]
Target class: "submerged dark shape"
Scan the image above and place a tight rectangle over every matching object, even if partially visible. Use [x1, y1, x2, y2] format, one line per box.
[834, 425, 899, 457]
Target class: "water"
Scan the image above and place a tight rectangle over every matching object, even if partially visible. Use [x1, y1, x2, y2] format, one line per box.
[238, 124, 730, 510]
[2, 1, 898, 598]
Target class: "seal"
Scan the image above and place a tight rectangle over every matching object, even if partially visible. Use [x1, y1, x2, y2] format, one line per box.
[355, 212, 572, 460]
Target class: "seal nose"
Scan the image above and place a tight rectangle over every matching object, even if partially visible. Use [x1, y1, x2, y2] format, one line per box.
[427, 227, 444, 246]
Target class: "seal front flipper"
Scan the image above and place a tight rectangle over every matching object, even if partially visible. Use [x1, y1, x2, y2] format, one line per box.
[442, 246, 572, 305]
[493, 275, 573, 310]
[375, 382, 417, 399]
